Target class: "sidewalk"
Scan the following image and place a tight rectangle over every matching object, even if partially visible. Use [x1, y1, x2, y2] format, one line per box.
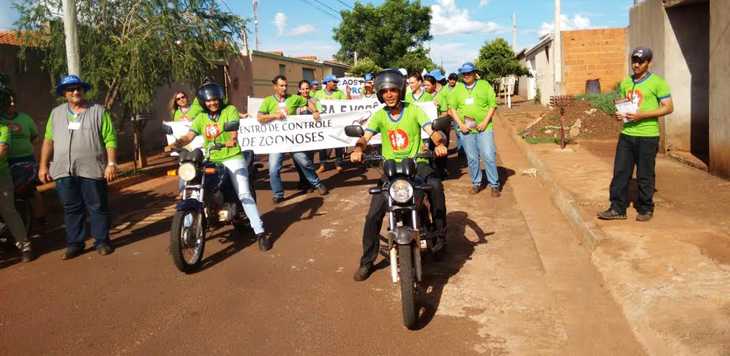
[498, 103, 730, 356]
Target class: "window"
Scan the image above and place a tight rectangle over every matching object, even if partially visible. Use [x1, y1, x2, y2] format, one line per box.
[302, 68, 315, 82]
[279, 64, 286, 76]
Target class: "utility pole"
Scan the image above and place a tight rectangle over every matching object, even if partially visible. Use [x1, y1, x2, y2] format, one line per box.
[512, 12, 517, 51]
[62, 0, 80, 75]
[354, 51, 358, 65]
[253, 0, 260, 50]
[554, 0, 562, 96]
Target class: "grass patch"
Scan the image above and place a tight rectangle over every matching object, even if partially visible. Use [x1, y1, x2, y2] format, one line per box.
[523, 136, 560, 144]
[575, 91, 621, 115]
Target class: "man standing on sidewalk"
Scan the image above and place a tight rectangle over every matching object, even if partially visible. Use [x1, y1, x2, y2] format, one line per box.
[38, 75, 118, 259]
[598, 47, 673, 222]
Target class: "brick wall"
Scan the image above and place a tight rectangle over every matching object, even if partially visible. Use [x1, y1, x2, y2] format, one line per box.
[562, 28, 628, 95]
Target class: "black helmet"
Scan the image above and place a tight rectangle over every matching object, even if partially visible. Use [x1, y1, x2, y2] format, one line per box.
[196, 81, 225, 112]
[375, 69, 406, 104]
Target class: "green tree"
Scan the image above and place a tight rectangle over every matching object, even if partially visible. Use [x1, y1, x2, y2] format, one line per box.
[349, 57, 382, 76]
[333, 0, 433, 70]
[474, 38, 530, 84]
[15, 0, 247, 167]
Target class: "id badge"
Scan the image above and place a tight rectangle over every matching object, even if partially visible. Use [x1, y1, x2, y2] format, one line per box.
[277, 102, 287, 114]
[68, 121, 81, 130]
[465, 97, 475, 105]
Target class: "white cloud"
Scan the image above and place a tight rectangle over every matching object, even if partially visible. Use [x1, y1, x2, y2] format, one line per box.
[479, 0, 489, 7]
[430, 0, 502, 35]
[290, 24, 316, 36]
[539, 14, 593, 36]
[273, 12, 287, 36]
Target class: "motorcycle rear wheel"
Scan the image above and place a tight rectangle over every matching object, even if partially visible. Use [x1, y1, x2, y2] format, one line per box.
[170, 210, 205, 273]
[398, 243, 418, 330]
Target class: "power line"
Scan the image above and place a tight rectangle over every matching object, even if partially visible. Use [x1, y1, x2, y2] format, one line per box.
[331, 0, 353, 10]
[310, 0, 343, 16]
[296, 0, 340, 19]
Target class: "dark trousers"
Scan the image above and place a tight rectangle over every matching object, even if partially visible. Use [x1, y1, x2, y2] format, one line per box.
[609, 134, 659, 214]
[55, 177, 111, 249]
[429, 125, 452, 178]
[360, 167, 446, 267]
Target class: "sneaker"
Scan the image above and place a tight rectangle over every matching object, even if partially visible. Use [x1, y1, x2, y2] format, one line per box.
[18, 242, 34, 263]
[316, 165, 327, 174]
[96, 243, 115, 256]
[335, 166, 344, 173]
[256, 232, 272, 251]
[636, 211, 653, 222]
[62, 246, 84, 260]
[470, 185, 481, 194]
[490, 187, 501, 197]
[597, 209, 627, 220]
[272, 196, 284, 204]
[317, 184, 329, 196]
[353, 264, 374, 282]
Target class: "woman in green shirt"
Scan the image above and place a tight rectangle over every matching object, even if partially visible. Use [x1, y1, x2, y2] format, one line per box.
[169, 91, 197, 121]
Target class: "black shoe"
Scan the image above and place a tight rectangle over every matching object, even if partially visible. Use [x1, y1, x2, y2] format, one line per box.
[636, 211, 653, 222]
[317, 184, 329, 196]
[18, 242, 34, 263]
[597, 208, 627, 220]
[96, 243, 115, 256]
[272, 196, 284, 204]
[62, 246, 84, 260]
[353, 264, 374, 282]
[256, 232, 272, 252]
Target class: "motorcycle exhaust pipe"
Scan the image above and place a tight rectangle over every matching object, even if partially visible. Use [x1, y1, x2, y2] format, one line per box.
[390, 247, 399, 283]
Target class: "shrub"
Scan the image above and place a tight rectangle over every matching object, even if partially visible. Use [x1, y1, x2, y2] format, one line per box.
[575, 91, 621, 115]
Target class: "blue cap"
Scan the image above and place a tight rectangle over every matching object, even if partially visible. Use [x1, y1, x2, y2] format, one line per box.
[428, 69, 445, 81]
[322, 75, 339, 84]
[56, 74, 91, 96]
[311, 80, 319, 85]
[457, 62, 477, 74]
[363, 73, 374, 81]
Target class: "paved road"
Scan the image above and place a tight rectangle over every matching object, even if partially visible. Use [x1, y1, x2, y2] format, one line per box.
[0, 128, 645, 355]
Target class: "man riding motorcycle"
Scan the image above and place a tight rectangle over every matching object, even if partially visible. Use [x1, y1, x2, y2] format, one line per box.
[350, 69, 449, 281]
[169, 81, 273, 251]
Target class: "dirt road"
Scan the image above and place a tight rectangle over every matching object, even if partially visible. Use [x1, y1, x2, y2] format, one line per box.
[0, 128, 645, 355]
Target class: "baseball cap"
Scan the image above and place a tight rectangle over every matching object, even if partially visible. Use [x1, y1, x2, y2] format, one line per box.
[631, 47, 653, 62]
[428, 69, 445, 82]
[363, 73, 374, 82]
[311, 80, 320, 85]
[322, 75, 338, 84]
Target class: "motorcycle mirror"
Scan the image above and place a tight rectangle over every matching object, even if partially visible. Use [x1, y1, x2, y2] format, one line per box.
[344, 125, 364, 138]
[162, 125, 174, 135]
[223, 120, 240, 132]
[431, 117, 450, 132]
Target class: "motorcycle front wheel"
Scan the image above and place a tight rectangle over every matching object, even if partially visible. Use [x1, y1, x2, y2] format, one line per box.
[398, 243, 418, 330]
[170, 210, 205, 273]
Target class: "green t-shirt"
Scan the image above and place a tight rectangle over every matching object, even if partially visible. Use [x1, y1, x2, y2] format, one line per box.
[314, 89, 346, 100]
[190, 105, 242, 163]
[404, 89, 434, 104]
[44, 109, 118, 149]
[173, 105, 200, 121]
[0, 123, 9, 176]
[366, 102, 430, 163]
[258, 95, 308, 115]
[1, 112, 38, 158]
[619, 73, 671, 137]
[448, 80, 497, 132]
[433, 89, 450, 114]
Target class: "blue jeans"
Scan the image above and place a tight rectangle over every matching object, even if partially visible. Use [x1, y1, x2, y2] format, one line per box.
[459, 129, 499, 188]
[221, 158, 265, 234]
[269, 151, 321, 199]
[55, 177, 111, 249]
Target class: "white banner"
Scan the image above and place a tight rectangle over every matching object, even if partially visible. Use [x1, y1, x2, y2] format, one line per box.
[167, 102, 437, 155]
[337, 76, 364, 97]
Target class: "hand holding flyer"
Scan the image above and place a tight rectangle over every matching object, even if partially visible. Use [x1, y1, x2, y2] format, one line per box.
[614, 99, 638, 123]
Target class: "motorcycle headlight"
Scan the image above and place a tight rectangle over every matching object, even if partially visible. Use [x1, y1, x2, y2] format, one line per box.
[178, 163, 197, 182]
[389, 179, 414, 203]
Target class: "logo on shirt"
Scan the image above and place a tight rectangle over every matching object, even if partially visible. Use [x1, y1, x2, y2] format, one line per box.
[627, 89, 643, 106]
[6, 122, 21, 133]
[387, 129, 409, 151]
[204, 123, 222, 139]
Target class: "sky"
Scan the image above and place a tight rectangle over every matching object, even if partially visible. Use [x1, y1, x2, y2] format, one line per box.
[0, 0, 634, 73]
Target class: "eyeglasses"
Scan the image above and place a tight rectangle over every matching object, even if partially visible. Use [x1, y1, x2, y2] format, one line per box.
[176, 96, 186, 100]
[64, 86, 82, 93]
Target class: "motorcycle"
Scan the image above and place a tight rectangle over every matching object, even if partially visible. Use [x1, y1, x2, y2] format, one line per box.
[0, 161, 36, 251]
[344, 117, 450, 330]
[163, 120, 257, 273]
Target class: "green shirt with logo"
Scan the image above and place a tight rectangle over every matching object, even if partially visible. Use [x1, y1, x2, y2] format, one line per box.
[0, 123, 9, 176]
[190, 105, 242, 163]
[1, 112, 38, 158]
[448, 80, 497, 132]
[258, 95, 308, 115]
[313, 89, 347, 100]
[619, 73, 671, 137]
[366, 102, 430, 163]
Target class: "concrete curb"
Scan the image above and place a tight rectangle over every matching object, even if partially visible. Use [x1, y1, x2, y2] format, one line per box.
[505, 126, 608, 251]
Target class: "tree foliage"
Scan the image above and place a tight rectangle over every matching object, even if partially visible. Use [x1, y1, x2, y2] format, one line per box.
[348, 57, 382, 76]
[333, 0, 434, 71]
[475, 38, 530, 84]
[14, 0, 247, 116]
